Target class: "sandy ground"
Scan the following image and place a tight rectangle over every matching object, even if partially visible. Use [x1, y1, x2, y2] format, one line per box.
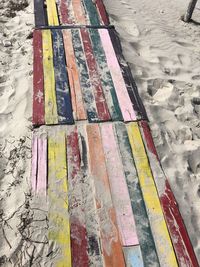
[103, 0, 200, 261]
[0, 0, 200, 265]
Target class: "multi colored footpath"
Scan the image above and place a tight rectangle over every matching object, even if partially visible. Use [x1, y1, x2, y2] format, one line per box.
[32, 0, 199, 266]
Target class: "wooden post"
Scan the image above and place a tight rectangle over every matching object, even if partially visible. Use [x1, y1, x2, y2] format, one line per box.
[184, 0, 198, 22]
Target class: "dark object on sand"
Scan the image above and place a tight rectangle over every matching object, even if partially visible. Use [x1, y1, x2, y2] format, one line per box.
[183, 0, 198, 22]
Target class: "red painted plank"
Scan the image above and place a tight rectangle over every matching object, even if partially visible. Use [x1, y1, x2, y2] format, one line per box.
[33, 30, 45, 126]
[67, 126, 89, 267]
[140, 120, 199, 267]
[81, 29, 111, 122]
[95, 0, 110, 25]
[58, 0, 73, 24]
[86, 124, 125, 267]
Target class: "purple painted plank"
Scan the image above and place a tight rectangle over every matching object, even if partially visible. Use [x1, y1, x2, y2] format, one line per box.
[99, 29, 136, 122]
[37, 134, 47, 196]
[101, 123, 139, 246]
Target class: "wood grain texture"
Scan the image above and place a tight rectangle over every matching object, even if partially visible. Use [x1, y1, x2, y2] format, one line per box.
[46, 0, 59, 26]
[95, 0, 110, 25]
[67, 126, 89, 267]
[52, 30, 73, 124]
[114, 122, 160, 266]
[58, 0, 73, 24]
[86, 124, 125, 267]
[71, 29, 98, 122]
[109, 30, 148, 121]
[123, 246, 144, 267]
[48, 128, 71, 267]
[140, 120, 199, 267]
[101, 123, 138, 246]
[78, 125, 103, 266]
[33, 30, 45, 125]
[99, 29, 136, 122]
[34, 0, 46, 26]
[81, 28, 110, 122]
[42, 30, 58, 125]
[89, 28, 123, 121]
[63, 30, 86, 121]
[31, 134, 38, 192]
[127, 122, 178, 267]
[37, 134, 47, 195]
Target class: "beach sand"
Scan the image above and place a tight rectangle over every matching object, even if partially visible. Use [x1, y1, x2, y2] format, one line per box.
[0, 0, 199, 264]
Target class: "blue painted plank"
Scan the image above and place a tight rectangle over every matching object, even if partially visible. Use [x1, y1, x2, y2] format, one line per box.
[52, 29, 74, 124]
[123, 246, 144, 267]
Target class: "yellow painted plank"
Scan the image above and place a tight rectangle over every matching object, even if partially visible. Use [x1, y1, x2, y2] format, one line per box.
[42, 30, 58, 124]
[48, 128, 71, 267]
[46, 0, 59, 26]
[127, 122, 178, 267]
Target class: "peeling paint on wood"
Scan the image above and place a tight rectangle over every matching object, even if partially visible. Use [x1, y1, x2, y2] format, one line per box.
[37, 134, 47, 195]
[123, 246, 144, 267]
[127, 122, 178, 267]
[34, 0, 46, 27]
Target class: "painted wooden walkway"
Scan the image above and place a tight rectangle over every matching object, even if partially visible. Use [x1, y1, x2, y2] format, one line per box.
[33, 28, 146, 126]
[34, 0, 109, 27]
[32, 1, 199, 266]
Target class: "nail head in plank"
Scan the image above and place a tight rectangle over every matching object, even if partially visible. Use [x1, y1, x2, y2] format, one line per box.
[101, 123, 139, 246]
[48, 128, 72, 267]
[86, 124, 125, 267]
[99, 29, 136, 121]
[140, 120, 199, 267]
[127, 122, 178, 267]
[33, 30, 45, 126]
[52, 29, 74, 124]
[42, 30, 58, 125]
[63, 30, 87, 121]
[114, 122, 160, 266]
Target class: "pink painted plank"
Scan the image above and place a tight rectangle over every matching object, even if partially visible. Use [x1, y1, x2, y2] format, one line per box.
[33, 30, 45, 125]
[81, 28, 111, 121]
[31, 134, 38, 192]
[101, 123, 139, 246]
[67, 126, 89, 267]
[140, 120, 199, 267]
[98, 29, 136, 121]
[37, 134, 47, 196]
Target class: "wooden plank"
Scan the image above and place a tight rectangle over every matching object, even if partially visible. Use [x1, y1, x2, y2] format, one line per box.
[62, 30, 87, 121]
[46, 0, 59, 26]
[127, 122, 178, 267]
[80, 28, 111, 122]
[123, 246, 144, 267]
[95, 0, 110, 25]
[42, 30, 58, 125]
[140, 120, 199, 267]
[82, 0, 100, 25]
[78, 125, 104, 266]
[109, 30, 148, 120]
[72, 0, 86, 24]
[37, 134, 47, 196]
[34, 0, 46, 27]
[101, 123, 138, 246]
[48, 128, 71, 267]
[52, 29, 74, 124]
[71, 29, 98, 122]
[31, 133, 38, 192]
[86, 124, 125, 267]
[89, 28, 123, 121]
[58, 0, 74, 24]
[33, 30, 45, 126]
[115, 122, 160, 266]
[67, 126, 89, 267]
[99, 29, 136, 122]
